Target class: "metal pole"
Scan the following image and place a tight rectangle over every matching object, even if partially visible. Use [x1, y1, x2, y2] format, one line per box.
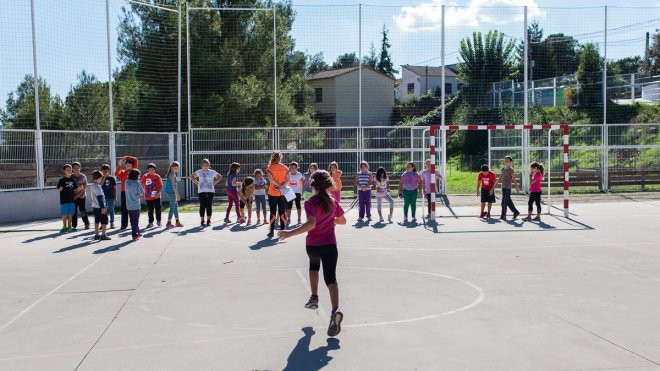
[522, 6, 529, 189]
[553, 77, 557, 107]
[186, 2, 193, 176]
[631, 73, 635, 102]
[177, 2, 182, 164]
[30, 0, 44, 190]
[358, 4, 362, 129]
[511, 80, 515, 106]
[273, 4, 277, 128]
[168, 133, 175, 166]
[602, 6, 609, 190]
[547, 129, 551, 214]
[440, 4, 447, 194]
[106, 0, 117, 175]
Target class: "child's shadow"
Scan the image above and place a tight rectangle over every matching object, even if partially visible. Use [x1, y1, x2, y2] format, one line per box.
[52, 239, 97, 253]
[176, 226, 205, 236]
[371, 220, 388, 229]
[212, 223, 232, 231]
[93, 238, 134, 254]
[282, 327, 341, 371]
[505, 219, 524, 228]
[143, 228, 168, 239]
[249, 237, 279, 250]
[480, 217, 502, 225]
[353, 220, 371, 229]
[397, 220, 420, 228]
[23, 231, 64, 243]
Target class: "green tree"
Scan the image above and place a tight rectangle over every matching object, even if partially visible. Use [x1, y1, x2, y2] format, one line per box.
[377, 25, 397, 78]
[544, 33, 579, 76]
[332, 52, 359, 69]
[458, 30, 516, 107]
[517, 21, 579, 80]
[0, 75, 64, 129]
[643, 32, 660, 76]
[362, 42, 378, 69]
[307, 52, 329, 74]
[607, 56, 643, 76]
[576, 43, 603, 107]
[61, 71, 110, 131]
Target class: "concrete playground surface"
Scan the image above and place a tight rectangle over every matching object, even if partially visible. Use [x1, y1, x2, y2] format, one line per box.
[0, 199, 659, 371]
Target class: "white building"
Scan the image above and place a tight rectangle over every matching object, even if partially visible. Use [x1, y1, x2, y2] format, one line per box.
[306, 66, 395, 127]
[396, 64, 461, 101]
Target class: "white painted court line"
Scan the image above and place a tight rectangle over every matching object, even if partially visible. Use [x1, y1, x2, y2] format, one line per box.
[0, 254, 106, 333]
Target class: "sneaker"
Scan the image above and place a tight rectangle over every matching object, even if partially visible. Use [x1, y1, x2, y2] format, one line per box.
[304, 295, 319, 309]
[147, 223, 154, 228]
[267, 231, 274, 238]
[110, 223, 115, 229]
[238, 218, 246, 224]
[246, 220, 252, 226]
[60, 227, 68, 233]
[166, 222, 174, 229]
[513, 211, 520, 219]
[500, 215, 507, 220]
[358, 218, 363, 222]
[327, 311, 344, 337]
[486, 213, 491, 218]
[263, 219, 268, 225]
[297, 218, 302, 225]
[533, 216, 541, 221]
[379, 217, 384, 223]
[523, 216, 532, 221]
[224, 217, 231, 223]
[201, 220, 206, 228]
[206, 220, 212, 227]
[99, 235, 111, 241]
[132, 236, 140, 241]
[256, 219, 261, 225]
[388, 214, 392, 223]
[70, 226, 77, 231]
[84, 224, 90, 230]
[157, 221, 162, 227]
[403, 217, 408, 223]
[175, 221, 184, 228]
[137, 233, 142, 238]
[94, 234, 101, 240]
[367, 216, 372, 221]
[479, 212, 486, 218]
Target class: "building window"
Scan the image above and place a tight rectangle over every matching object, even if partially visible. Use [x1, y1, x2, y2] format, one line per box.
[445, 83, 453, 95]
[315, 88, 323, 103]
[407, 83, 415, 94]
[457, 83, 464, 91]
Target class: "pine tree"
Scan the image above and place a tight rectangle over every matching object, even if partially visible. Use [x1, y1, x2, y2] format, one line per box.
[377, 25, 397, 78]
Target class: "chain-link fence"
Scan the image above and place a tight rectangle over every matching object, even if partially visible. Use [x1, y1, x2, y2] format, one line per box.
[1, 1, 659, 195]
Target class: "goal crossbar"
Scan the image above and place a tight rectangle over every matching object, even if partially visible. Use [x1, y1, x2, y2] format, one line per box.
[427, 124, 570, 219]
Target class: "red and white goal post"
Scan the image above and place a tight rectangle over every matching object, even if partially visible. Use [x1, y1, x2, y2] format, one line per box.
[427, 124, 570, 219]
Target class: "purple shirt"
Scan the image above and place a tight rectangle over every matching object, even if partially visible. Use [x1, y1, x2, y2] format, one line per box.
[421, 169, 442, 194]
[304, 195, 345, 246]
[401, 171, 420, 191]
[530, 172, 543, 192]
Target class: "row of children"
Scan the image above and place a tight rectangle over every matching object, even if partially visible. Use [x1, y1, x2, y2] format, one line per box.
[476, 157, 545, 221]
[58, 157, 183, 241]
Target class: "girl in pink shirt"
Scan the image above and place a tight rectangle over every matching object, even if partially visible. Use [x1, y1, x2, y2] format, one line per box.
[526, 162, 544, 221]
[278, 170, 346, 337]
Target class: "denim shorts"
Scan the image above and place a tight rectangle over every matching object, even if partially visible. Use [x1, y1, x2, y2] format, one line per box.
[60, 203, 75, 216]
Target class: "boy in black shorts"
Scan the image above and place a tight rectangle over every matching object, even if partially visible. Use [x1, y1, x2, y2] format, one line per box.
[90, 170, 111, 240]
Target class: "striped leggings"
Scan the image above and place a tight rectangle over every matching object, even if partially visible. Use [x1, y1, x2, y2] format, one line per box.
[167, 192, 179, 221]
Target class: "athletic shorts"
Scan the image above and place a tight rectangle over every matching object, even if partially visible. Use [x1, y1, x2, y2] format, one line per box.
[60, 203, 75, 216]
[93, 208, 109, 225]
[480, 188, 496, 203]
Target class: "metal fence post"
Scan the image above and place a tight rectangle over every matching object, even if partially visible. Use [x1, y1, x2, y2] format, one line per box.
[30, 0, 44, 190]
[440, 4, 447, 194]
[631, 73, 635, 102]
[168, 133, 175, 165]
[602, 6, 609, 190]
[106, 0, 117, 174]
[273, 4, 277, 128]
[522, 5, 530, 189]
[177, 2, 182, 163]
[553, 77, 557, 107]
[358, 4, 362, 129]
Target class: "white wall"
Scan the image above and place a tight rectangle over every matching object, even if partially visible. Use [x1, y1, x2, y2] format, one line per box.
[307, 78, 336, 116]
[335, 69, 394, 126]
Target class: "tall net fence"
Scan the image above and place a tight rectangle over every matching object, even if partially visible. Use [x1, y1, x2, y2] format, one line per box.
[0, 2, 658, 195]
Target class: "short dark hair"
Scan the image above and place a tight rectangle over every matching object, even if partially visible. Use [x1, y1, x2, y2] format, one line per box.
[63, 164, 72, 171]
[125, 158, 136, 166]
[101, 164, 111, 171]
[72, 161, 81, 168]
[147, 163, 156, 170]
[481, 164, 489, 172]
[290, 162, 299, 168]
[128, 169, 141, 180]
[92, 170, 103, 180]
[504, 156, 513, 162]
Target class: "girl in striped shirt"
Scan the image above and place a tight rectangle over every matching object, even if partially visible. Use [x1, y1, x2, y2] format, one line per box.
[354, 161, 373, 222]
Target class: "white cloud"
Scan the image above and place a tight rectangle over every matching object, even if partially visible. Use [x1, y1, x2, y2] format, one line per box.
[394, 0, 544, 32]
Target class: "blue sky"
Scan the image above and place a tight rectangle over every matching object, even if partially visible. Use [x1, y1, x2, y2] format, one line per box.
[1, 0, 658, 103]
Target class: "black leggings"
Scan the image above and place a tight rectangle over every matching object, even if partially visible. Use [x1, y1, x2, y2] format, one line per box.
[306, 244, 338, 286]
[287, 193, 302, 210]
[528, 191, 542, 213]
[198, 192, 214, 218]
[268, 195, 287, 233]
[72, 197, 89, 228]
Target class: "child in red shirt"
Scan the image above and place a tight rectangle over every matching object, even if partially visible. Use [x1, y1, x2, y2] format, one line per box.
[141, 163, 163, 227]
[476, 164, 497, 218]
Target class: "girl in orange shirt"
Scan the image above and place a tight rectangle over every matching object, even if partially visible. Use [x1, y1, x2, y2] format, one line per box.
[266, 151, 290, 238]
[328, 161, 342, 203]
